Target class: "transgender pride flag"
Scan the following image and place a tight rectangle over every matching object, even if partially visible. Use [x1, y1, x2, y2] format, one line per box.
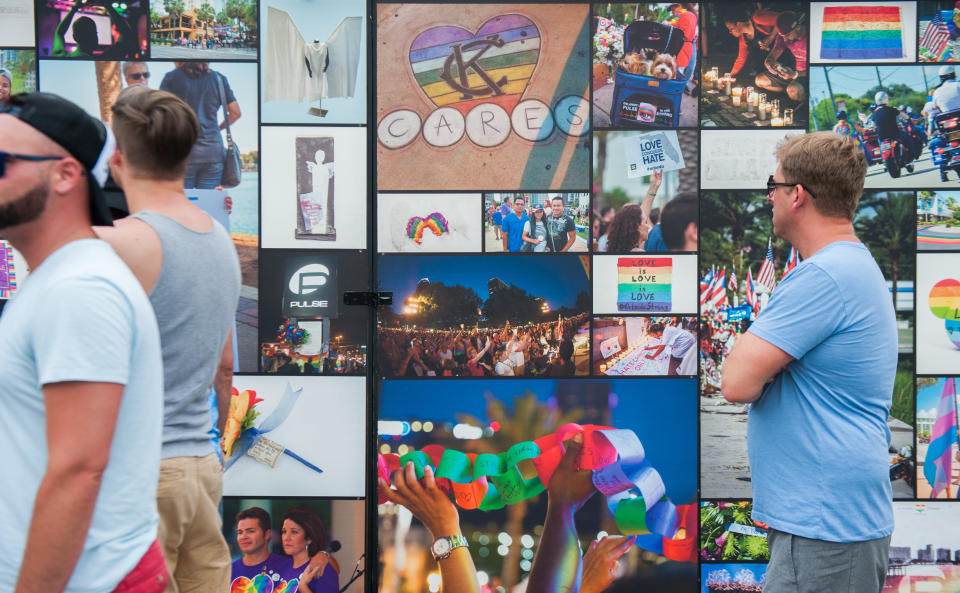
[821, 5, 903, 60]
[923, 378, 959, 499]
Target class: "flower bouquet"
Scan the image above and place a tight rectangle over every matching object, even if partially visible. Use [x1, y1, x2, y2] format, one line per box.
[699, 501, 770, 561]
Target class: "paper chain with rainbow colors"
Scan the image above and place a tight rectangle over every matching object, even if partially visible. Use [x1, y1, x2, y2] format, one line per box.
[406, 213, 450, 245]
[378, 423, 696, 562]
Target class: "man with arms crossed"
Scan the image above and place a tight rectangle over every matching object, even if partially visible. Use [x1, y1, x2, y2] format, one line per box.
[0, 93, 166, 592]
[723, 132, 896, 593]
[96, 86, 241, 593]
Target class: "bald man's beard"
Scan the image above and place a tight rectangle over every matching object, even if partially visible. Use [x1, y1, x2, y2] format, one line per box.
[0, 181, 48, 230]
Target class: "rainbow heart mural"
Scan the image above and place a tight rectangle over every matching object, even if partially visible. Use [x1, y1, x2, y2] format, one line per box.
[406, 213, 450, 244]
[409, 14, 541, 115]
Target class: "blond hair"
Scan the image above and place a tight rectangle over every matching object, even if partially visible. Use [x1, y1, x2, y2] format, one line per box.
[775, 132, 866, 220]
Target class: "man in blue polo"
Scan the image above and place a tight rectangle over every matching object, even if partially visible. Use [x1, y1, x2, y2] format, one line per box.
[501, 195, 529, 253]
[722, 132, 896, 593]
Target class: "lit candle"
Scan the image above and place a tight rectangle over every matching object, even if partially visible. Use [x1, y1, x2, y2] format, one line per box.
[771, 99, 780, 119]
[758, 101, 768, 121]
[744, 87, 754, 111]
[732, 86, 743, 97]
[724, 78, 734, 95]
[732, 96, 741, 106]
[771, 117, 784, 127]
[784, 108, 794, 126]
[709, 67, 719, 89]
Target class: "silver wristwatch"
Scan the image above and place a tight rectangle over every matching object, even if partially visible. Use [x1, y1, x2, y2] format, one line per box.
[431, 534, 469, 561]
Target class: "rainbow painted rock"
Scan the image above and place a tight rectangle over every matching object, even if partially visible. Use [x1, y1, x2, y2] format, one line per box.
[410, 15, 540, 115]
[928, 278, 960, 320]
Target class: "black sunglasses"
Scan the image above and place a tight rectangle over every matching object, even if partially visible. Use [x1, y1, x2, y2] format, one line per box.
[767, 175, 816, 199]
[0, 151, 65, 177]
[128, 72, 150, 81]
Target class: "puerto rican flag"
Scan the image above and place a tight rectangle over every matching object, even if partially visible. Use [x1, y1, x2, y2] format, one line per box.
[756, 240, 776, 293]
[745, 267, 758, 313]
[781, 245, 799, 279]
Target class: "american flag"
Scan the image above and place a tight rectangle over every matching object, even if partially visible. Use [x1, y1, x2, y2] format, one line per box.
[728, 266, 738, 293]
[781, 246, 799, 279]
[920, 12, 951, 61]
[756, 240, 776, 293]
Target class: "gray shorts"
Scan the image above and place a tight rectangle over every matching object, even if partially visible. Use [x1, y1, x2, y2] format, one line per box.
[764, 529, 891, 593]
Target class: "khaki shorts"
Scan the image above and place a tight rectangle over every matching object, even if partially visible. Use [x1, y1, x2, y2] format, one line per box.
[156, 453, 230, 593]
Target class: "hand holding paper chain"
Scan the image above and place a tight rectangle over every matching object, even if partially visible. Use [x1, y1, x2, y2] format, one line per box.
[378, 422, 695, 561]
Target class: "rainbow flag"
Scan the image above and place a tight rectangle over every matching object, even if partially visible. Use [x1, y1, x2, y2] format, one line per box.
[821, 6, 903, 60]
[409, 14, 541, 115]
[0, 241, 16, 299]
[923, 378, 958, 498]
[617, 257, 672, 312]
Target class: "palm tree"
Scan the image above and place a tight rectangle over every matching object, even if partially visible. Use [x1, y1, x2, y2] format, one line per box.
[196, 3, 215, 30]
[163, 0, 185, 37]
[855, 192, 915, 310]
[451, 392, 583, 589]
[677, 130, 697, 195]
[94, 62, 122, 124]
[700, 191, 772, 275]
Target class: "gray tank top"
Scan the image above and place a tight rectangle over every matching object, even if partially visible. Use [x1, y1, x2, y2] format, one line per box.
[131, 211, 241, 458]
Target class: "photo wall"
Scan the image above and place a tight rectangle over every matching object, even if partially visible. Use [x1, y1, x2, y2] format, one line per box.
[1, 1, 959, 592]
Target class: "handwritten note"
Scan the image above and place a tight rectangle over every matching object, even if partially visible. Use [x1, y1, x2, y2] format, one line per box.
[618, 257, 672, 312]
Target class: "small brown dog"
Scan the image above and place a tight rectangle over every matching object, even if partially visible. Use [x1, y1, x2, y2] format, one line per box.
[650, 52, 677, 80]
[618, 51, 649, 76]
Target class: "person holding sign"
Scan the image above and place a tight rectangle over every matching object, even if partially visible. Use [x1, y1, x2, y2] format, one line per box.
[722, 133, 896, 593]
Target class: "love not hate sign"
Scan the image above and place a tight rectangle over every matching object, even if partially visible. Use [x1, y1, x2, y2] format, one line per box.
[618, 257, 672, 312]
[625, 130, 685, 178]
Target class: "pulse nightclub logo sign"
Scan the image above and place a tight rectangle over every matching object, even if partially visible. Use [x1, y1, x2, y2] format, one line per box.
[283, 260, 338, 317]
[378, 17, 590, 150]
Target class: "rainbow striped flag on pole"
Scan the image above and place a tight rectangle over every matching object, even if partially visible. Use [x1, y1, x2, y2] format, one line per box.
[923, 378, 958, 499]
[821, 6, 903, 60]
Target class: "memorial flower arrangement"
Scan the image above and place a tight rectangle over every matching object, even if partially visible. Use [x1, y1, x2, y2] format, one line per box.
[593, 20, 624, 64]
[222, 387, 263, 458]
[700, 501, 770, 561]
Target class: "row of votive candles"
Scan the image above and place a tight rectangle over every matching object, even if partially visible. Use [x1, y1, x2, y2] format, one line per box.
[706, 67, 793, 125]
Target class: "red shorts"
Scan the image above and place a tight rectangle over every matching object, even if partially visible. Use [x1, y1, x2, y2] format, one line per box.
[111, 540, 168, 593]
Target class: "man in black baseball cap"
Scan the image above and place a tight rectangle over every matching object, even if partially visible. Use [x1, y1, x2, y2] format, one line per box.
[0, 92, 167, 592]
[0, 92, 115, 228]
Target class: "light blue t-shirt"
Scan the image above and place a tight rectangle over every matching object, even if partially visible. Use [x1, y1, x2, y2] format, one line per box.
[0, 240, 163, 592]
[747, 241, 896, 543]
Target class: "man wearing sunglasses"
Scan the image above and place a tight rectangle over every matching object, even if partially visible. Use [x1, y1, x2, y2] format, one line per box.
[122, 61, 151, 88]
[0, 92, 166, 592]
[722, 132, 897, 593]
